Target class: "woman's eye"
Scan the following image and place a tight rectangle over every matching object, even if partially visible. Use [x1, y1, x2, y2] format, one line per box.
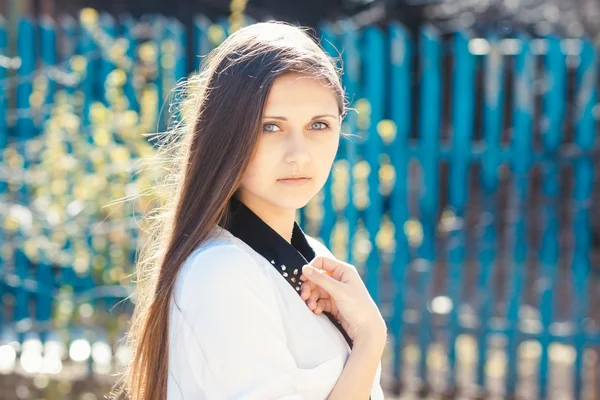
[263, 122, 330, 133]
[311, 122, 329, 130]
[263, 123, 280, 133]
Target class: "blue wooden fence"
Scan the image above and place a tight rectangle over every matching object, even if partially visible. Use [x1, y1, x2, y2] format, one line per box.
[1, 8, 599, 398]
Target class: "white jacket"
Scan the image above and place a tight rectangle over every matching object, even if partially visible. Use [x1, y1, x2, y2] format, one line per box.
[167, 224, 385, 400]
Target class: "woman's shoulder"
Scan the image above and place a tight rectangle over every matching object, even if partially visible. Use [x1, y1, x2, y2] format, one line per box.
[172, 230, 263, 306]
[181, 224, 259, 269]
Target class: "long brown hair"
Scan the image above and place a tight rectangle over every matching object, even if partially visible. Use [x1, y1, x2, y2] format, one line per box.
[109, 21, 348, 400]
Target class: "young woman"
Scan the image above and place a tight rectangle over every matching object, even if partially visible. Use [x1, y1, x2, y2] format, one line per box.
[112, 20, 387, 400]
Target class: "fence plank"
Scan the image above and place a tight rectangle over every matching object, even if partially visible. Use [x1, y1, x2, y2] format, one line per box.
[388, 21, 412, 392]
[317, 21, 339, 251]
[505, 33, 534, 396]
[339, 19, 361, 265]
[172, 18, 187, 84]
[363, 24, 385, 306]
[447, 30, 475, 390]
[193, 15, 213, 71]
[59, 15, 78, 99]
[16, 17, 36, 141]
[121, 14, 139, 113]
[0, 15, 6, 330]
[537, 34, 565, 399]
[416, 24, 442, 384]
[149, 14, 166, 132]
[99, 13, 117, 108]
[35, 11, 57, 339]
[13, 17, 37, 338]
[476, 33, 505, 392]
[57, 17, 78, 292]
[0, 15, 6, 149]
[572, 37, 597, 399]
[40, 16, 57, 129]
[78, 13, 95, 129]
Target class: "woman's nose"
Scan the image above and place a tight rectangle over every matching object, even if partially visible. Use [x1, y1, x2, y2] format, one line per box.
[283, 132, 311, 165]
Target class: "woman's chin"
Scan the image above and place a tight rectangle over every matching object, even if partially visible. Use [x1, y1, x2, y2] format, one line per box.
[272, 194, 314, 211]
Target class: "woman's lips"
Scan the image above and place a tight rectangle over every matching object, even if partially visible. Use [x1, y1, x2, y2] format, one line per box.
[277, 177, 311, 186]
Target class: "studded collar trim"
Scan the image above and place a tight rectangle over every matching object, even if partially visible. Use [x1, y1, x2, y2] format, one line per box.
[225, 195, 315, 294]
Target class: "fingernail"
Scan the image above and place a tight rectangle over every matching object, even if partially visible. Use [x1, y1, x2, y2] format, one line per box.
[303, 265, 313, 276]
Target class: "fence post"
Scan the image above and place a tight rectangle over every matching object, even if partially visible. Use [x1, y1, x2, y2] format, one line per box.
[339, 18, 361, 265]
[476, 33, 504, 393]
[572, 36, 597, 399]
[34, 16, 58, 340]
[447, 29, 475, 392]
[38, 16, 56, 131]
[388, 20, 412, 394]
[0, 16, 6, 332]
[416, 24, 442, 387]
[317, 20, 339, 251]
[537, 34, 565, 400]
[121, 13, 139, 113]
[0, 15, 6, 150]
[362, 24, 385, 306]
[505, 33, 534, 396]
[193, 15, 213, 72]
[16, 16, 35, 141]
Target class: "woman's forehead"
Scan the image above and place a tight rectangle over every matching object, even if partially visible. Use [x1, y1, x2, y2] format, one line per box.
[263, 75, 339, 116]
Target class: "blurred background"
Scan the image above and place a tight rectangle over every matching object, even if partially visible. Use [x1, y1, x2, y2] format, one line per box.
[1, 0, 600, 399]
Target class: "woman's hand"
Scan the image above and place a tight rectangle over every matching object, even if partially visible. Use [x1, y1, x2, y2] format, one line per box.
[299, 256, 386, 343]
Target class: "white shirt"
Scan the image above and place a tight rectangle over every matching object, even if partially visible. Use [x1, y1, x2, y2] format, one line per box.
[167, 225, 385, 399]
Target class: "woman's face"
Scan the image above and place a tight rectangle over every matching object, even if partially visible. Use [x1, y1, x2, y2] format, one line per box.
[237, 72, 341, 214]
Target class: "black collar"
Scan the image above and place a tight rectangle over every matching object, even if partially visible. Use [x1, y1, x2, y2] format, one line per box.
[223, 195, 355, 350]
[225, 195, 315, 293]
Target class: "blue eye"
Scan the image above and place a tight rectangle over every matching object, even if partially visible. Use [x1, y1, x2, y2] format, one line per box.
[263, 123, 281, 133]
[311, 122, 330, 130]
[262, 121, 330, 133]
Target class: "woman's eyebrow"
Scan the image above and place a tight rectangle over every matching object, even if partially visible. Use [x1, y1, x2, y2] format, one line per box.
[263, 114, 337, 121]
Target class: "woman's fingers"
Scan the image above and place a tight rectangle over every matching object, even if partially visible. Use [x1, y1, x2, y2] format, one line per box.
[306, 256, 354, 283]
[302, 282, 331, 313]
[314, 298, 333, 314]
[300, 279, 319, 300]
[301, 265, 342, 296]
[300, 283, 310, 300]
[300, 264, 340, 315]
[309, 288, 320, 304]
[301, 257, 385, 342]
[309, 256, 351, 272]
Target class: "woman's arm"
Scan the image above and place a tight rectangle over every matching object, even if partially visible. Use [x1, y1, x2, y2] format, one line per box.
[300, 258, 389, 399]
[326, 329, 387, 400]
